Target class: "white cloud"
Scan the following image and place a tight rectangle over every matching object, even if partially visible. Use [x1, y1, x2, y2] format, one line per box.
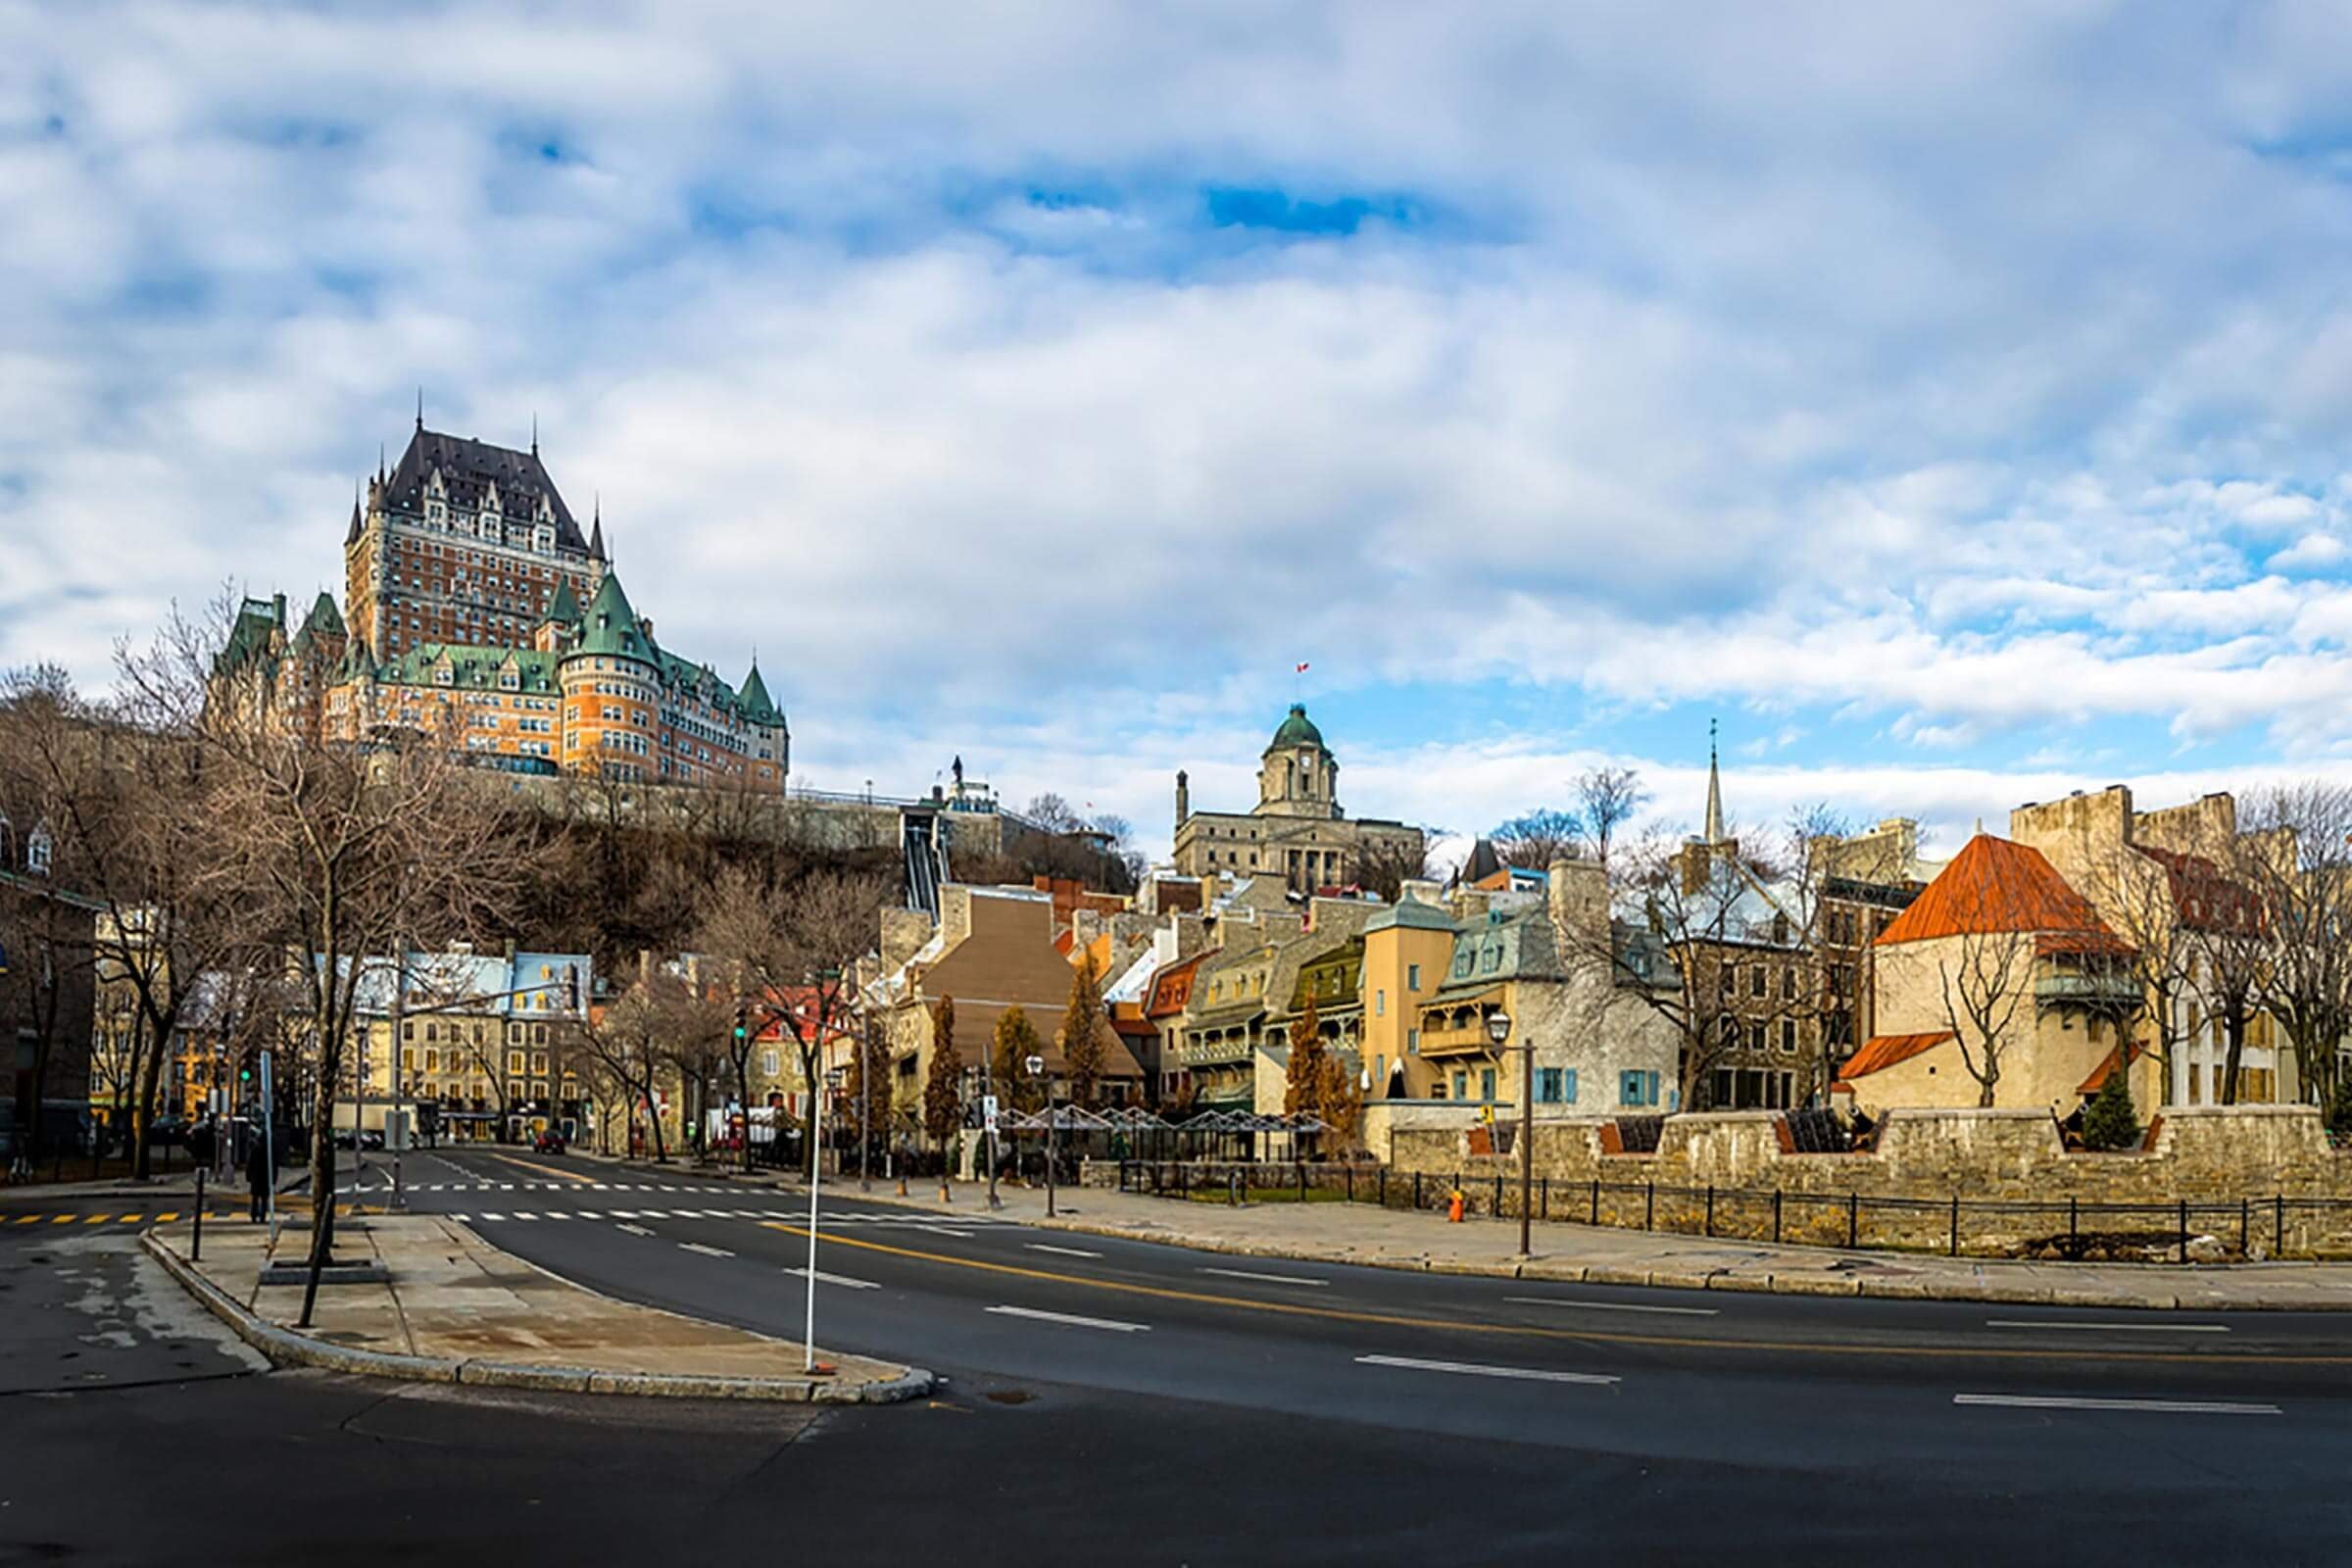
[7, 2, 2352, 812]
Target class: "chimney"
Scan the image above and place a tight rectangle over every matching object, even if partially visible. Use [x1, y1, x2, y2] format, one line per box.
[1175, 769, 1190, 825]
[1548, 857, 1607, 941]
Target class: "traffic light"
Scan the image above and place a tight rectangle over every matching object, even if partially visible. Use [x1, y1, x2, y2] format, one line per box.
[732, 1003, 748, 1043]
[239, 1064, 254, 1085]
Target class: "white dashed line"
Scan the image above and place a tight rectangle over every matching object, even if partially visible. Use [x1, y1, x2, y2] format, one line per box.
[1984, 1320, 2229, 1334]
[787, 1266, 881, 1290]
[987, 1305, 1149, 1333]
[1027, 1244, 1103, 1259]
[615, 1223, 653, 1237]
[1357, 1354, 1618, 1386]
[919, 1226, 976, 1239]
[1201, 1267, 1329, 1288]
[679, 1242, 734, 1258]
[1954, 1393, 2278, 1415]
[1505, 1296, 1717, 1317]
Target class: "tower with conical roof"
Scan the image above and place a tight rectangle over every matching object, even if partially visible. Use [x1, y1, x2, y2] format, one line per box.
[558, 570, 659, 780]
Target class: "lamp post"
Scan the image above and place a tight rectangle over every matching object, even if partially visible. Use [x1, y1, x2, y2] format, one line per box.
[858, 1016, 873, 1194]
[1026, 1053, 1054, 1218]
[1486, 1007, 1527, 1255]
[806, 1065, 844, 1374]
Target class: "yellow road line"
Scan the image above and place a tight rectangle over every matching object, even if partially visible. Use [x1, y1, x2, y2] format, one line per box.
[485, 1152, 597, 1185]
[50, 1214, 73, 1224]
[154, 1212, 177, 1222]
[13, 1215, 36, 1224]
[760, 1222, 2352, 1369]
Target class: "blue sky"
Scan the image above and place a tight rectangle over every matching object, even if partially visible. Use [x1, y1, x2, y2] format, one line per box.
[8, 2, 2352, 864]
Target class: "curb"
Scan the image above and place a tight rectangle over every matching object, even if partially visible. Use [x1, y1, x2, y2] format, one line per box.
[139, 1229, 934, 1402]
[803, 1182, 2352, 1313]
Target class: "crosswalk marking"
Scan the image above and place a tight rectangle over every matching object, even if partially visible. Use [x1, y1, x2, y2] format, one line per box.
[480, 1211, 507, 1221]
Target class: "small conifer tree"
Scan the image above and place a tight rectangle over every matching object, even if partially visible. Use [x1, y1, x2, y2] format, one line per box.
[2082, 1068, 2139, 1152]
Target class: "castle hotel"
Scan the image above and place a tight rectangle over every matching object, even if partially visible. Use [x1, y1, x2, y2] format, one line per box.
[214, 418, 789, 790]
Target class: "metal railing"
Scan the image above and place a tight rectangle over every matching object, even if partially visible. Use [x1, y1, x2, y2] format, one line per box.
[1115, 1159, 2352, 1260]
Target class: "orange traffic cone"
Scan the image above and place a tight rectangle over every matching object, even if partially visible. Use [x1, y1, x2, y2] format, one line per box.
[1447, 1188, 1466, 1223]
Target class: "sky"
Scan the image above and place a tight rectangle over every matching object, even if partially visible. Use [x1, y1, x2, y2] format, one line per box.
[9, 2, 2352, 867]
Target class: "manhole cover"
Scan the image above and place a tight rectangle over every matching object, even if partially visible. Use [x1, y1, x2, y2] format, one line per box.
[985, 1390, 1034, 1405]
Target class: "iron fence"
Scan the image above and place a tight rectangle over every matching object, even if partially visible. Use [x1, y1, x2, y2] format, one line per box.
[1114, 1158, 2352, 1260]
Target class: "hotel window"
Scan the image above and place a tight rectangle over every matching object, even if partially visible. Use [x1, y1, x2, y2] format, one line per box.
[1407, 963, 1421, 992]
[1750, 966, 1767, 999]
[1479, 1067, 1496, 1102]
[1538, 1067, 1563, 1103]
[1405, 1028, 1419, 1055]
[1781, 1019, 1798, 1054]
[1451, 1071, 1468, 1100]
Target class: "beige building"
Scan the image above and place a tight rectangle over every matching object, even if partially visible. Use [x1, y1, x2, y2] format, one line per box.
[2008, 786, 2290, 1108]
[1840, 834, 2160, 1116]
[1171, 706, 1423, 894]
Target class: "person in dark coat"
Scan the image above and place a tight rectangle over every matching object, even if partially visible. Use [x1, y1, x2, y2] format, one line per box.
[247, 1128, 272, 1222]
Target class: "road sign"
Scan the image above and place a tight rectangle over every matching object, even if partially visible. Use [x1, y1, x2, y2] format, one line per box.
[983, 1095, 1000, 1117]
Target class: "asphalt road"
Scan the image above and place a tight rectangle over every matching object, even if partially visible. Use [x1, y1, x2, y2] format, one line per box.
[11, 1145, 2352, 1562]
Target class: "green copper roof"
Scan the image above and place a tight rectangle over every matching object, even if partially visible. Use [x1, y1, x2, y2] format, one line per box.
[545, 579, 580, 625]
[739, 661, 780, 725]
[379, 643, 562, 694]
[1267, 703, 1324, 753]
[566, 572, 654, 664]
[288, 591, 344, 658]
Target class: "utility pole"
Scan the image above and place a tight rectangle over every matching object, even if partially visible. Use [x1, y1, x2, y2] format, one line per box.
[388, 939, 408, 1208]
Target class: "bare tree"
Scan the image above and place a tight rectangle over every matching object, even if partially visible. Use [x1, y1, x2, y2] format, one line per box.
[1491, 809, 1582, 870]
[697, 865, 887, 1176]
[1932, 925, 2038, 1107]
[1354, 831, 1436, 902]
[2240, 783, 2352, 1109]
[1574, 765, 1649, 868]
[575, 970, 690, 1160]
[119, 593, 537, 1320]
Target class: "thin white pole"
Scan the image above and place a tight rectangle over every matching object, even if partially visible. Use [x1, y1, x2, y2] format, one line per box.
[804, 1082, 823, 1373]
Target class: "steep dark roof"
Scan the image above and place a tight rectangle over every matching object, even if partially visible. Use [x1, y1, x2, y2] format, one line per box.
[380, 426, 586, 550]
[567, 572, 654, 663]
[739, 661, 781, 725]
[545, 579, 580, 625]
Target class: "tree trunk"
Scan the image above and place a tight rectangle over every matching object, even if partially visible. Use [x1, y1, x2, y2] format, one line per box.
[2220, 1007, 2247, 1106]
[130, 1015, 171, 1180]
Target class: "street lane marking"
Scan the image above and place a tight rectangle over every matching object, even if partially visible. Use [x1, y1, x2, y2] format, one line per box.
[498, 1185, 514, 1191]
[153, 1212, 177, 1223]
[512, 1211, 538, 1220]
[1984, 1320, 2229, 1334]
[987, 1304, 1149, 1333]
[544, 1211, 569, 1220]
[762, 1222, 2332, 1367]
[84, 1214, 110, 1224]
[608, 1209, 641, 1218]
[485, 1153, 597, 1186]
[51, 1215, 73, 1224]
[615, 1223, 654, 1236]
[787, 1266, 881, 1291]
[679, 1242, 735, 1258]
[479, 1212, 507, 1221]
[1202, 1267, 1329, 1288]
[919, 1225, 976, 1238]
[449, 1212, 470, 1221]
[573, 1209, 601, 1218]
[1358, 1353, 1619, 1387]
[1028, 1244, 1103, 1259]
[1507, 1296, 1719, 1317]
[1954, 1393, 2278, 1415]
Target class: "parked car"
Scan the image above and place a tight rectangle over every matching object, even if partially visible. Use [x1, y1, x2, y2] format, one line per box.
[532, 1130, 567, 1155]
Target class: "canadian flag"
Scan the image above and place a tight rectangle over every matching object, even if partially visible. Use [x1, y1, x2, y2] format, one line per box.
[1295, 661, 1310, 673]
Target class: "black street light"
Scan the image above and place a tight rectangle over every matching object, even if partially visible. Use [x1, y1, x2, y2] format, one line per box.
[1485, 1006, 1528, 1256]
[1025, 1053, 1054, 1218]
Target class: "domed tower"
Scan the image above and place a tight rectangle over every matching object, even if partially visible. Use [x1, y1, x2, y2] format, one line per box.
[1257, 704, 1341, 819]
[559, 570, 659, 781]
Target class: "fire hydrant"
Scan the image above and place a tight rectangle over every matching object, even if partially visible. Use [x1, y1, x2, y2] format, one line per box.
[1447, 1186, 1466, 1223]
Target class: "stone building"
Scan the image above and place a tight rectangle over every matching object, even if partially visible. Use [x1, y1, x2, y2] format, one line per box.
[0, 808, 96, 1162]
[1841, 833, 2160, 1116]
[1170, 705, 1423, 894]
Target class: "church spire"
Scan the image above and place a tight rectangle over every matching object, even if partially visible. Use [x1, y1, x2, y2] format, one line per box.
[1703, 718, 1726, 845]
[416, 387, 423, 432]
[588, 493, 606, 562]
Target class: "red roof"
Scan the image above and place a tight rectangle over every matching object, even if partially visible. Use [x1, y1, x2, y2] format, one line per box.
[1874, 835, 2117, 948]
[2077, 1041, 2147, 1096]
[1145, 954, 1205, 1019]
[1837, 1030, 1954, 1081]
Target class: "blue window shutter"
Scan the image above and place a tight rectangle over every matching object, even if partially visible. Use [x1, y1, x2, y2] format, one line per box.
[1564, 1068, 1578, 1104]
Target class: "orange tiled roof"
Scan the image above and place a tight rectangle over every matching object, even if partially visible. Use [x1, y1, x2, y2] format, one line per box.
[1874, 834, 2116, 947]
[1837, 1030, 1954, 1081]
[2077, 1041, 2147, 1096]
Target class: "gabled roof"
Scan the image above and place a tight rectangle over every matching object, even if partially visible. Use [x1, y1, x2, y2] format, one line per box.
[381, 425, 585, 550]
[2078, 1040, 2148, 1096]
[1874, 834, 2114, 947]
[1145, 953, 1206, 1018]
[1433, 906, 1567, 995]
[1837, 1030, 1953, 1082]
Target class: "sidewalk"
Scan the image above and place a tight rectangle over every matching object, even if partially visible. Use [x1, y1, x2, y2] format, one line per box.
[822, 1178, 2352, 1312]
[143, 1213, 932, 1402]
[2, 1164, 310, 1202]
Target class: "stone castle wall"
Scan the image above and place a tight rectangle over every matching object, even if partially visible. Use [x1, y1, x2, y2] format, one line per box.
[1379, 1104, 2352, 1256]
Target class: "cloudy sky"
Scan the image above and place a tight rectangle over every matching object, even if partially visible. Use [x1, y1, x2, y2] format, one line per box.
[8, 2, 2352, 865]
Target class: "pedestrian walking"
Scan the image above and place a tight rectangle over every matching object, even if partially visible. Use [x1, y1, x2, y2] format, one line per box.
[246, 1127, 271, 1222]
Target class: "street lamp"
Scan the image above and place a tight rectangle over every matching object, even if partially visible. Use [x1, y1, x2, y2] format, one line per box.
[1025, 1053, 1054, 1218]
[1485, 1006, 1529, 1256]
[805, 1064, 846, 1374]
